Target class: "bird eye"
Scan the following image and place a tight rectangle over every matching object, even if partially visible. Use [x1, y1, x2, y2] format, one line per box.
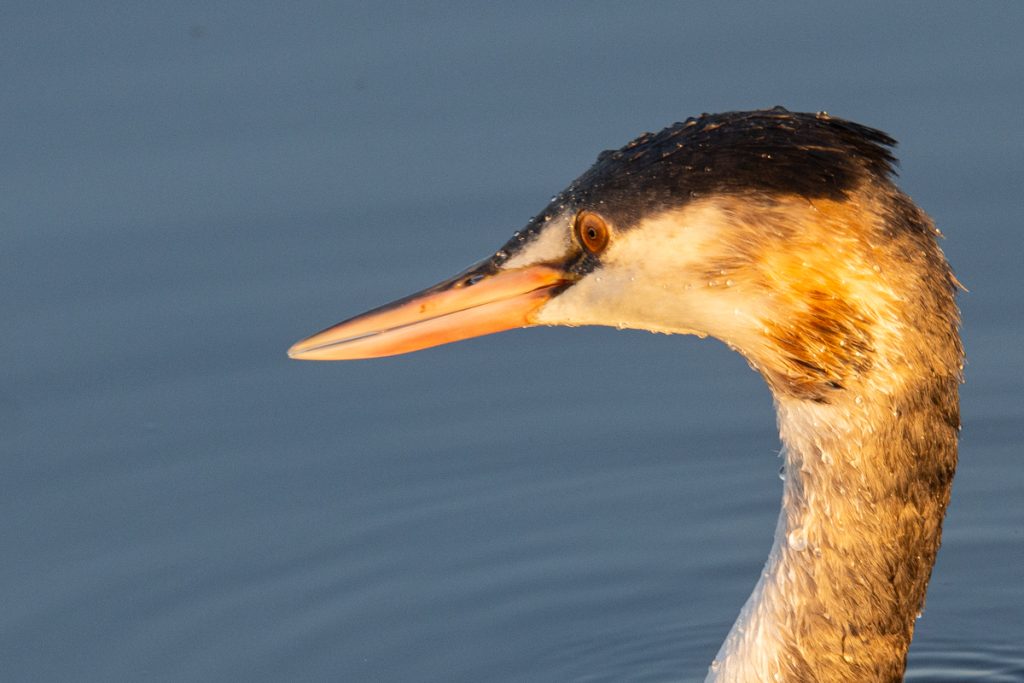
[575, 211, 610, 255]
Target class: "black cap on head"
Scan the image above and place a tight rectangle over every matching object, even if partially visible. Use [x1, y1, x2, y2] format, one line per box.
[496, 108, 899, 268]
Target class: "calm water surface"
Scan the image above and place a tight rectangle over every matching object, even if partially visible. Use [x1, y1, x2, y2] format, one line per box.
[4, 3, 1022, 681]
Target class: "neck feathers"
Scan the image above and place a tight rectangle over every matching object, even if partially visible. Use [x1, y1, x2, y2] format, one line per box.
[709, 187, 962, 682]
[710, 376, 959, 682]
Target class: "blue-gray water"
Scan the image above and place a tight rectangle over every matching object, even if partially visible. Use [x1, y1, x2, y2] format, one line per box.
[4, 3, 1023, 681]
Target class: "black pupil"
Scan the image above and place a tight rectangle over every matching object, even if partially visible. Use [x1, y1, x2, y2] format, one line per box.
[587, 227, 598, 240]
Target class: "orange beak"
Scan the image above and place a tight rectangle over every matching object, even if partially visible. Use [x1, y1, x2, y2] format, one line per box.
[288, 261, 571, 361]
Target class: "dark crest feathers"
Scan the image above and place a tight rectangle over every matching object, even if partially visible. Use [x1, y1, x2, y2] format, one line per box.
[499, 108, 902, 266]
[567, 107, 898, 226]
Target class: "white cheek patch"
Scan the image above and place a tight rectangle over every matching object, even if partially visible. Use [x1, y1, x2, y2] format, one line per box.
[501, 211, 574, 269]
[604, 203, 723, 272]
[533, 201, 756, 342]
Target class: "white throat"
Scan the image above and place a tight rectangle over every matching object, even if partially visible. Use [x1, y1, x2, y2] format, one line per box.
[705, 399, 819, 682]
[706, 513, 789, 682]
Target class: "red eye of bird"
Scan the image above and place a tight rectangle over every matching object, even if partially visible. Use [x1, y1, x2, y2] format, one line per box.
[576, 211, 609, 254]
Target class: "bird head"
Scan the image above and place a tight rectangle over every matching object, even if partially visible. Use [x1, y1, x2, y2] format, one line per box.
[290, 109, 949, 403]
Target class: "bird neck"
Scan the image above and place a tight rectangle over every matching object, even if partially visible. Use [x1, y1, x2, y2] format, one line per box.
[707, 372, 959, 683]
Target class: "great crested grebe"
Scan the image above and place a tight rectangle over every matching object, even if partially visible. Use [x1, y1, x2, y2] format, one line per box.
[289, 108, 962, 682]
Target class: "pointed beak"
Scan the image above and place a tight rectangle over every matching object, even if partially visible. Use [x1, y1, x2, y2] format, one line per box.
[288, 261, 572, 361]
